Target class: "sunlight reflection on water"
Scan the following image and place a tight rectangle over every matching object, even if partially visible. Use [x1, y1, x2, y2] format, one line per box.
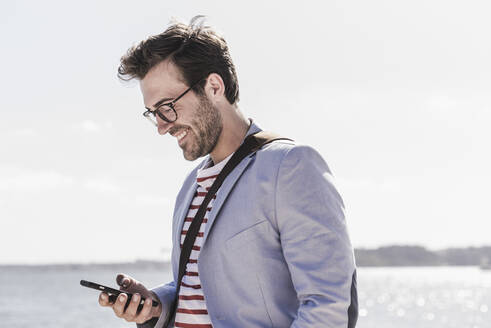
[357, 266, 491, 328]
[0, 265, 489, 327]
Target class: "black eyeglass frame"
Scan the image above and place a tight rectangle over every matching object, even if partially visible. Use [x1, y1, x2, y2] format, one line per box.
[142, 78, 204, 126]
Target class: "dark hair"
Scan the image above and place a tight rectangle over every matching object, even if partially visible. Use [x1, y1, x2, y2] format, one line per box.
[118, 15, 239, 104]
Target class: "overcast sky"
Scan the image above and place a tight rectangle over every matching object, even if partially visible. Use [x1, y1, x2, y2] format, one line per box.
[1, 0, 490, 264]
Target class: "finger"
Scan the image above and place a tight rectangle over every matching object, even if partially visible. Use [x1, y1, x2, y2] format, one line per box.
[135, 298, 153, 324]
[124, 293, 141, 320]
[112, 293, 128, 318]
[151, 302, 163, 318]
[98, 292, 112, 307]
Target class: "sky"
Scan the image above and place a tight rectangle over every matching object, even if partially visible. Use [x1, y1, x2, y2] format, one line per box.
[1, 0, 490, 264]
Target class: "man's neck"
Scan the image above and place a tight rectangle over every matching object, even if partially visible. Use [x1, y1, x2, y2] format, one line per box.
[210, 110, 250, 164]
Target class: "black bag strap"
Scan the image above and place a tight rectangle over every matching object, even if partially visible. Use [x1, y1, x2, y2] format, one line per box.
[165, 131, 292, 326]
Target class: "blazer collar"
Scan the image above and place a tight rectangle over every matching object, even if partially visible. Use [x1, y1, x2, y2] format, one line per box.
[188, 118, 260, 171]
[198, 118, 262, 166]
[244, 118, 262, 139]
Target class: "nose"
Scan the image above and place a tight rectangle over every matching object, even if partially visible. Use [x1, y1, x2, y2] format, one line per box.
[156, 116, 173, 135]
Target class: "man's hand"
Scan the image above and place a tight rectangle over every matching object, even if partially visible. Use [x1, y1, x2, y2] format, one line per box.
[98, 273, 162, 324]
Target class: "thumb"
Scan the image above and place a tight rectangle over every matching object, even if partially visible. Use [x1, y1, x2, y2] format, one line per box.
[116, 273, 152, 297]
[116, 273, 134, 290]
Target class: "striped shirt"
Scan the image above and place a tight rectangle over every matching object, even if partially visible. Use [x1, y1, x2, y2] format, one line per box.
[174, 153, 232, 328]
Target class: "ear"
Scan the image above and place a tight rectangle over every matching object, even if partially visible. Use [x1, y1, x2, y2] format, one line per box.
[204, 73, 226, 103]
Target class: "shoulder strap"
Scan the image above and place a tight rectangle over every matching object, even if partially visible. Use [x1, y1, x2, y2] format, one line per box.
[165, 131, 292, 325]
[245, 131, 293, 153]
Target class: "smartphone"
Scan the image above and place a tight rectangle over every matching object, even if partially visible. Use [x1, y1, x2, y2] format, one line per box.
[80, 279, 159, 312]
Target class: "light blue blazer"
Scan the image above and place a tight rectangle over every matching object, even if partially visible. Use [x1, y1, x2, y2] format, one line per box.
[142, 121, 358, 328]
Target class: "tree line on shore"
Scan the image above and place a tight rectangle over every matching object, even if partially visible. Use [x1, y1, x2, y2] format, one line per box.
[355, 245, 491, 267]
[2, 245, 491, 268]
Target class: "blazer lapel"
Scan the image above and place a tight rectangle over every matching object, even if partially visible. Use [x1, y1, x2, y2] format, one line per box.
[174, 180, 198, 250]
[178, 120, 262, 249]
[201, 154, 254, 247]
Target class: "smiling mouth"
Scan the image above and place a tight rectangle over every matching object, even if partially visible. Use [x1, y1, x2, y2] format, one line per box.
[174, 128, 190, 146]
[176, 129, 187, 141]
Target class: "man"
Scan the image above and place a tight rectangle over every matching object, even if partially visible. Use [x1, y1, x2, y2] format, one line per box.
[98, 16, 358, 328]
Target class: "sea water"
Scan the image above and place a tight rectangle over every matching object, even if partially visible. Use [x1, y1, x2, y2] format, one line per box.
[0, 266, 489, 328]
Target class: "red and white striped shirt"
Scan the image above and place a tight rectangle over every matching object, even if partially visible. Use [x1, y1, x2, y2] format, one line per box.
[174, 154, 232, 328]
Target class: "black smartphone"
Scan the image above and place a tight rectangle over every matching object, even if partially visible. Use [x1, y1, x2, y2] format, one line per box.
[80, 279, 159, 312]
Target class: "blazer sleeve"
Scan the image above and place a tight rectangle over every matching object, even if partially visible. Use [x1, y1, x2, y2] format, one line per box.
[275, 145, 358, 328]
[136, 281, 176, 328]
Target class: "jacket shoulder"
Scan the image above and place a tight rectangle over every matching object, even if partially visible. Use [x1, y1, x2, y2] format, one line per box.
[255, 138, 325, 168]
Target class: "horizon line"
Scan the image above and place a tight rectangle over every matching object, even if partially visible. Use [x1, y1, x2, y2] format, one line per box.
[2, 244, 490, 266]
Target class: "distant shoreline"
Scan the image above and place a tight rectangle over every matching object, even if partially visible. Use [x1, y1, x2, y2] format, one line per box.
[354, 245, 491, 267]
[1, 245, 490, 268]
[0, 260, 172, 270]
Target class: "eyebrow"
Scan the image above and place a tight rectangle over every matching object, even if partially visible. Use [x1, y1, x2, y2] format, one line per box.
[145, 97, 174, 111]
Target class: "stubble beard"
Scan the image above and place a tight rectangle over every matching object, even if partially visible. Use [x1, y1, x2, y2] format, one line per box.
[183, 95, 223, 161]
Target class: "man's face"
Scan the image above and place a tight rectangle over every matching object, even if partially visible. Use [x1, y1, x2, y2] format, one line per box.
[140, 60, 223, 161]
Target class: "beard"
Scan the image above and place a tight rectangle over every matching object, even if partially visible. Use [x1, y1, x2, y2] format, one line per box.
[181, 95, 223, 161]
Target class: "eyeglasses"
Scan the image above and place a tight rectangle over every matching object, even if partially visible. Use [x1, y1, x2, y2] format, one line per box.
[142, 78, 203, 126]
